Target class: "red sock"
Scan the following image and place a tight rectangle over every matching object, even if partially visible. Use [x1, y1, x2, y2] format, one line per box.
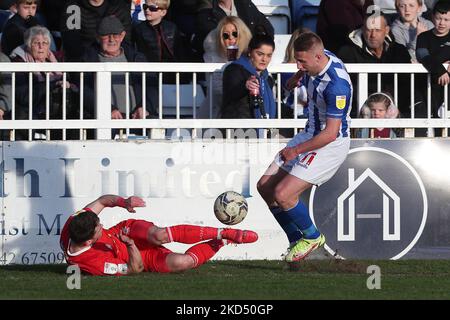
[186, 239, 224, 268]
[166, 225, 219, 244]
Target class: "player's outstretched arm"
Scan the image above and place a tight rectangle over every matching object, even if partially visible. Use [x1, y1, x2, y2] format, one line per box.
[84, 195, 146, 215]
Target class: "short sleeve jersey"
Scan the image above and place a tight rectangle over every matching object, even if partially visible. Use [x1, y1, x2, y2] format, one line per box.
[60, 209, 130, 276]
[301, 50, 353, 138]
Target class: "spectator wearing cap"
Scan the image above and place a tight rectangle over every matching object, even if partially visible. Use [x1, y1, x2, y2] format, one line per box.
[81, 15, 147, 123]
[61, 0, 132, 62]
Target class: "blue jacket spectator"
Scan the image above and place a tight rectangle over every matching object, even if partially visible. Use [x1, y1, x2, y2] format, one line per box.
[222, 34, 276, 119]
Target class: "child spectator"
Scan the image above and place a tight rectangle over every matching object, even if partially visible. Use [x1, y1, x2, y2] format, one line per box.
[1, 0, 40, 56]
[132, 0, 186, 63]
[416, 0, 450, 135]
[357, 92, 403, 138]
[391, 0, 434, 62]
[132, 0, 189, 115]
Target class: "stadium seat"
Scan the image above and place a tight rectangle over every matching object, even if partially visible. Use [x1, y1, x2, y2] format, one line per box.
[271, 34, 292, 64]
[161, 83, 205, 118]
[0, 10, 10, 30]
[252, 0, 291, 34]
[290, 0, 321, 33]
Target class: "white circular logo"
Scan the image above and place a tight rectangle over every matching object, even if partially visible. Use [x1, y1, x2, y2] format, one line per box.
[309, 147, 428, 260]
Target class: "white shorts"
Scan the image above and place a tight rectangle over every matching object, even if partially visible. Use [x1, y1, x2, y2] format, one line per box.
[274, 133, 350, 186]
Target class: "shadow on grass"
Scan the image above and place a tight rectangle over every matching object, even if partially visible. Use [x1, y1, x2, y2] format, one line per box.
[0, 264, 68, 274]
[211, 259, 370, 274]
[211, 260, 286, 272]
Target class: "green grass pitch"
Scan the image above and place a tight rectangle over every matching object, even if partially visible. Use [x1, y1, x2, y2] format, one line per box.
[1, 260, 450, 300]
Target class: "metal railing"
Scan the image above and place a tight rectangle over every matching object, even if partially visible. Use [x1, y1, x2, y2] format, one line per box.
[0, 62, 448, 140]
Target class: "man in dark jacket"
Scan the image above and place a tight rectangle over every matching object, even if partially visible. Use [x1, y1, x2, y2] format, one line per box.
[192, 0, 274, 58]
[316, 0, 374, 54]
[337, 12, 415, 118]
[60, 0, 132, 61]
[81, 15, 147, 120]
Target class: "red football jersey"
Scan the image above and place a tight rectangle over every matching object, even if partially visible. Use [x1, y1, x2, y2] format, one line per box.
[60, 209, 131, 276]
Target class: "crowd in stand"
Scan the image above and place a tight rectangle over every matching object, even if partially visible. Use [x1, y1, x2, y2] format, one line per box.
[0, 0, 449, 140]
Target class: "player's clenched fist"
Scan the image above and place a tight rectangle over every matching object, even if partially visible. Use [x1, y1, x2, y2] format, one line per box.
[279, 146, 299, 163]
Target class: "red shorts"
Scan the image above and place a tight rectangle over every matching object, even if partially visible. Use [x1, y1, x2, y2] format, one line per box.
[109, 219, 173, 273]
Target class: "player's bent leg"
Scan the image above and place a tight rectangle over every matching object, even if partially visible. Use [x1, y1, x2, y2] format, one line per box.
[273, 175, 324, 261]
[127, 220, 163, 248]
[172, 239, 225, 271]
[165, 224, 258, 245]
[166, 225, 221, 244]
[257, 162, 288, 206]
[165, 252, 197, 272]
[258, 164, 302, 246]
[273, 174, 311, 210]
[147, 226, 171, 246]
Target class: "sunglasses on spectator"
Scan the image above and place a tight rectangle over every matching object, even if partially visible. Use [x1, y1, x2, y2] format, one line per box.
[222, 31, 238, 40]
[143, 4, 163, 12]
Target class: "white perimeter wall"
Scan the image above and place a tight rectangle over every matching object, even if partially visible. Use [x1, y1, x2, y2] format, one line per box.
[0, 140, 288, 264]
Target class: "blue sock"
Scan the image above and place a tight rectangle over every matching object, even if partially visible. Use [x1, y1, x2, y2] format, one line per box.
[283, 201, 320, 239]
[270, 207, 302, 244]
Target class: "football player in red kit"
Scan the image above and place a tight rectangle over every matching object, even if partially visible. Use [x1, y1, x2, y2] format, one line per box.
[60, 194, 258, 275]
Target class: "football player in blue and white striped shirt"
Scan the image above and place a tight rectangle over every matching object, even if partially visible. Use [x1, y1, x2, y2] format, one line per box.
[257, 32, 352, 262]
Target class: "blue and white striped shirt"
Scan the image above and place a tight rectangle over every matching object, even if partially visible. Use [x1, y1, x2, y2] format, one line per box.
[302, 50, 352, 138]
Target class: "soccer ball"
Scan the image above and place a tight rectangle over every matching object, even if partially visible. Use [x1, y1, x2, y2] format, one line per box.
[214, 191, 248, 225]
